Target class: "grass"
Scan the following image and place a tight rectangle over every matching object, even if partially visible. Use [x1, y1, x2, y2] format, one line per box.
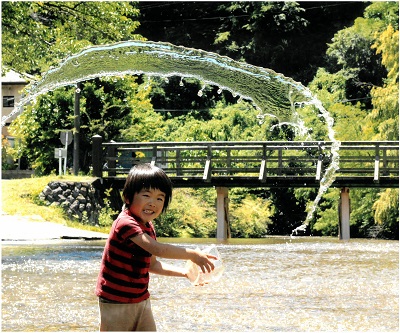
[1, 175, 109, 233]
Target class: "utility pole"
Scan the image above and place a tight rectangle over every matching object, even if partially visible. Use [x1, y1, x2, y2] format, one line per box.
[73, 83, 81, 175]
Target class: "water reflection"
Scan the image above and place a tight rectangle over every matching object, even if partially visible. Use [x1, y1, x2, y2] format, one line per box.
[1, 238, 398, 332]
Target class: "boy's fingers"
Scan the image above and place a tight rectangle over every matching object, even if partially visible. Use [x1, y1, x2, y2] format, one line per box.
[204, 261, 215, 273]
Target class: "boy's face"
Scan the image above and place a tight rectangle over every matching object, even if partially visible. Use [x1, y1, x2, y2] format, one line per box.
[127, 187, 166, 223]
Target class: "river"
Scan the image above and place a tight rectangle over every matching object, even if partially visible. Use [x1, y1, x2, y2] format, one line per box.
[1, 237, 398, 332]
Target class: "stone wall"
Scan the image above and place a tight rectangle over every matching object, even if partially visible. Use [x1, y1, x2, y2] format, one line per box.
[39, 180, 103, 225]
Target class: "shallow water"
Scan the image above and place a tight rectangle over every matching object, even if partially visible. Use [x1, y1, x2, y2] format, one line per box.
[1, 237, 398, 332]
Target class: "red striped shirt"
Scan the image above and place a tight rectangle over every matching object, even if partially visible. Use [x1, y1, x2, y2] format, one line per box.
[96, 209, 156, 303]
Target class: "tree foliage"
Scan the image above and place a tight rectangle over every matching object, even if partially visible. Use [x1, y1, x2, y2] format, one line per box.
[230, 195, 274, 238]
[373, 189, 399, 238]
[2, 1, 142, 75]
[154, 188, 217, 238]
[368, 24, 399, 141]
[9, 76, 151, 174]
[213, 2, 308, 64]
[137, 1, 367, 82]
[306, 2, 399, 238]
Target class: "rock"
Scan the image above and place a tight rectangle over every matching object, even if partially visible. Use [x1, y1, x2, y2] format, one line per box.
[38, 180, 103, 225]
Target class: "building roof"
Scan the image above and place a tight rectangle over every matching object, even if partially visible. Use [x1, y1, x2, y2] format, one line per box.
[2, 70, 29, 84]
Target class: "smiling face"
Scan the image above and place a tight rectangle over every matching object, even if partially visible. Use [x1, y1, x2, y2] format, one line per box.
[126, 188, 166, 224]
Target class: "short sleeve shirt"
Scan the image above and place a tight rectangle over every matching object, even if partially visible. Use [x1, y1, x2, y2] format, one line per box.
[96, 209, 156, 303]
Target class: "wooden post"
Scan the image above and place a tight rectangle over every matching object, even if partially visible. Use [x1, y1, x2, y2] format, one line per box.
[151, 146, 157, 166]
[259, 144, 267, 183]
[316, 142, 323, 181]
[216, 187, 230, 240]
[92, 135, 103, 178]
[73, 83, 81, 175]
[277, 148, 283, 175]
[108, 141, 116, 177]
[203, 144, 212, 182]
[176, 149, 181, 175]
[339, 187, 350, 240]
[374, 144, 380, 182]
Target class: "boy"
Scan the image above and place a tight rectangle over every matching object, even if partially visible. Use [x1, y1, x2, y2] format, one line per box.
[96, 163, 215, 331]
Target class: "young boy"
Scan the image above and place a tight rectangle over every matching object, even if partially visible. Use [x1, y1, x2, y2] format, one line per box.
[96, 163, 216, 331]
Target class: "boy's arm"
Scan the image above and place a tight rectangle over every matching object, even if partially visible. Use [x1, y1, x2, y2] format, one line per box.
[130, 232, 216, 273]
[148, 255, 187, 277]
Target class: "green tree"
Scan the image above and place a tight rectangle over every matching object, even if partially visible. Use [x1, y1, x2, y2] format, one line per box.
[311, 188, 339, 237]
[214, 2, 308, 64]
[120, 81, 167, 142]
[137, 1, 367, 83]
[154, 188, 216, 238]
[368, 24, 399, 141]
[366, 23, 399, 239]
[230, 195, 274, 238]
[3, 1, 146, 174]
[2, 1, 142, 75]
[9, 76, 151, 174]
[9, 88, 75, 174]
[307, 2, 399, 238]
[372, 189, 399, 239]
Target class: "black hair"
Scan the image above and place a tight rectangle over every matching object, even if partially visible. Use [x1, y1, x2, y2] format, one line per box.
[122, 163, 173, 212]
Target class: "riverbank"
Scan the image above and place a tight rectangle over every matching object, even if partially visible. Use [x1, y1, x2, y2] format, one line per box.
[0, 211, 108, 242]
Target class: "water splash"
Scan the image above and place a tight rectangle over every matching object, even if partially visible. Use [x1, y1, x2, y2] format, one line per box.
[1, 40, 340, 229]
[291, 97, 341, 236]
[2, 40, 311, 126]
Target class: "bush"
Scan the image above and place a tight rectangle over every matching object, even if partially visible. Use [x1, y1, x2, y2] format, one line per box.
[154, 188, 216, 237]
[98, 188, 119, 227]
[230, 195, 274, 238]
[1, 136, 17, 170]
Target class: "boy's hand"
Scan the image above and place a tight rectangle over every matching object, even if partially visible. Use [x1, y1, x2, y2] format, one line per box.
[191, 250, 217, 273]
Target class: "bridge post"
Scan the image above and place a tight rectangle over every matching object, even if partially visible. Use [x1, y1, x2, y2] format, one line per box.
[216, 187, 230, 240]
[338, 187, 350, 240]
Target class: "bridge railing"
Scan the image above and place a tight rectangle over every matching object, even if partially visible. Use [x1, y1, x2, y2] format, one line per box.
[92, 136, 398, 187]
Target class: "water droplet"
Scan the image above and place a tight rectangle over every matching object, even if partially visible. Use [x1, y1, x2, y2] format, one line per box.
[75, 88, 81, 94]
[179, 79, 184, 87]
[217, 88, 222, 94]
[197, 90, 203, 97]
[164, 77, 169, 83]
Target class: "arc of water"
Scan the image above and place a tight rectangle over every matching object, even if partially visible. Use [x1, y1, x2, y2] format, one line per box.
[2, 40, 310, 127]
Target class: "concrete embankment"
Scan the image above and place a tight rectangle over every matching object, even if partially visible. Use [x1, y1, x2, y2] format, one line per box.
[1, 211, 108, 242]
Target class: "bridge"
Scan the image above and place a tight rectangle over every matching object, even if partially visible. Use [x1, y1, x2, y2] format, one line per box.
[91, 136, 399, 240]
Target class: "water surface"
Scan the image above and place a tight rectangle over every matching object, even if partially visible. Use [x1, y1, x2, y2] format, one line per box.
[1, 237, 398, 332]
